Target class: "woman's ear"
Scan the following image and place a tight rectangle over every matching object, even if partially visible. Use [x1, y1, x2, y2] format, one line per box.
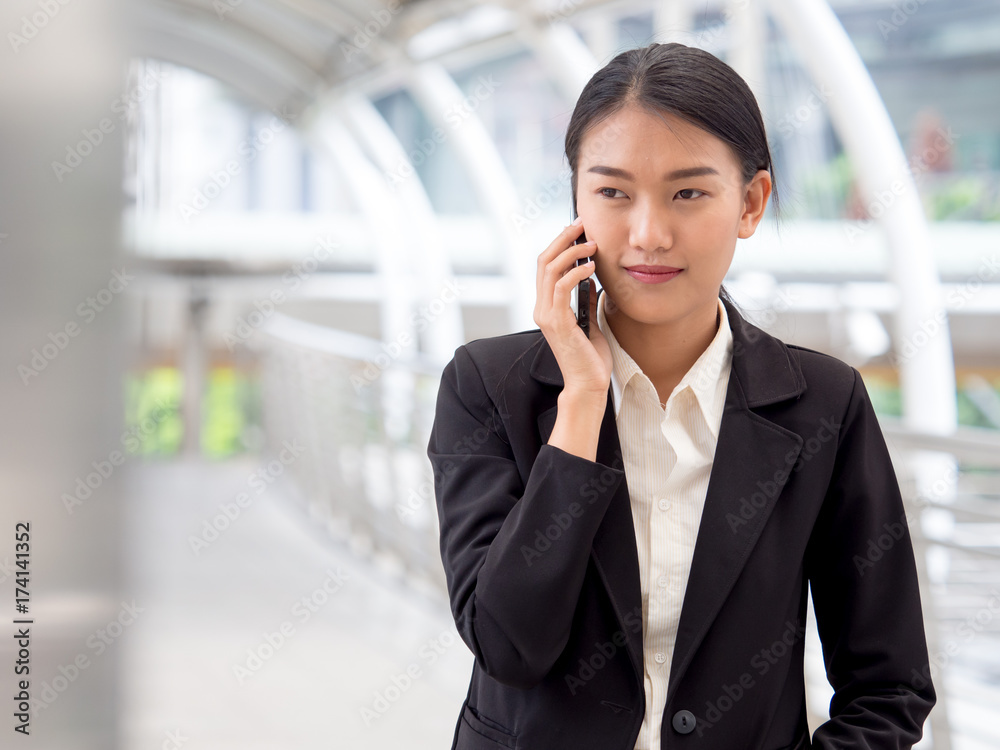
[737, 169, 772, 239]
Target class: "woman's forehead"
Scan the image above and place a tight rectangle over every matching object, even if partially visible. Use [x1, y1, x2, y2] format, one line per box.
[583, 106, 725, 149]
[578, 113, 738, 178]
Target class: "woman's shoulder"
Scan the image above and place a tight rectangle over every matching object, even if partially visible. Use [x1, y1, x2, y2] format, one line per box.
[781, 341, 870, 409]
[730, 303, 860, 404]
[446, 328, 547, 389]
[461, 328, 545, 359]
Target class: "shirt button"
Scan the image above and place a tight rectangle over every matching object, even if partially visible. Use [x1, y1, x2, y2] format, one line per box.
[654, 652, 666, 664]
[658, 498, 671, 511]
[658, 575, 669, 588]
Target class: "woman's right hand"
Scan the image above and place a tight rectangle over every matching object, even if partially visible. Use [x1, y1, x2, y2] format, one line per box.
[533, 219, 613, 399]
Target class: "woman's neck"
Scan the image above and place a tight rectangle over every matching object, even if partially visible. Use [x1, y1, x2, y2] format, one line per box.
[605, 298, 721, 403]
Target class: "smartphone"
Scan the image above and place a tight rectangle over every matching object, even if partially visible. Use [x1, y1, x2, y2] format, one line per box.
[571, 196, 591, 338]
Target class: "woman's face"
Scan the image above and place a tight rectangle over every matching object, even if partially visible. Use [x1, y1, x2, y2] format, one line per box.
[576, 105, 771, 327]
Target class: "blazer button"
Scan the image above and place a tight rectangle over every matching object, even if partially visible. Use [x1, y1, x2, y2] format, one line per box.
[671, 709, 696, 734]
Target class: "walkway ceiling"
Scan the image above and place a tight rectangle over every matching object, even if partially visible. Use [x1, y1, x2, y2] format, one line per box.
[127, 0, 560, 115]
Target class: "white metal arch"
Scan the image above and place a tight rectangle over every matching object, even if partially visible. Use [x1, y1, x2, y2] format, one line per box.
[129, 7, 324, 113]
[131, 0, 960, 438]
[312, 89, 466, 363]
[766, 0, 957, 437]
[402, 60, 536, 333]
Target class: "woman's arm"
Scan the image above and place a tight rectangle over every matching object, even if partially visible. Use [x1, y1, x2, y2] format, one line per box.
[805, 367, 937, 749]
[427, 343, 625, 689]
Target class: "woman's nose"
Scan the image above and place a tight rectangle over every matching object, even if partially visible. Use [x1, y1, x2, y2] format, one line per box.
[628, 202, 673, 253]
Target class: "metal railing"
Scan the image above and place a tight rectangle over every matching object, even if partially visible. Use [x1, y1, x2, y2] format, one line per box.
[251, 312, 447, 597]
[252, 312, 1000, 749]
[880, 422, 1000, 750]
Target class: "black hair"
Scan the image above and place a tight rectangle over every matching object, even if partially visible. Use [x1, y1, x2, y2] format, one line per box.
[565, 41, 779, 314]
[486, 42, 779, 438]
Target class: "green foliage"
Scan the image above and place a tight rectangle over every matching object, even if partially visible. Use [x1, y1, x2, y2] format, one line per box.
[862, 371, 1000, 429]
[203, 366, 260, 458]
[861, 373, 903, 418]
[123, 366, 261, 457]
[123, 367, 183, 456]
[924, 175, 1000, 221]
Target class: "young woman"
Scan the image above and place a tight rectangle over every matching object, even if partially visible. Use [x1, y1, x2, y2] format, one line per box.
[426, 42, 935, 750]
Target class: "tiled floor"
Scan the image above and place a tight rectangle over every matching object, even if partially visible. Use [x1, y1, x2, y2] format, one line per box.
[117, 456, 996, 749]
[119, 455, 473, 749]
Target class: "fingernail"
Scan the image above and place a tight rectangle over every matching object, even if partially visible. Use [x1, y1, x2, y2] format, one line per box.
[572, 216, 583, 225]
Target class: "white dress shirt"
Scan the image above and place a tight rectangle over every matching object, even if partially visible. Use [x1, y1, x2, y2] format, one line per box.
[595, 290, 733, 750]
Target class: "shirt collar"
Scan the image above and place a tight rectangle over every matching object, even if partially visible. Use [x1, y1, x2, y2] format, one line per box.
[596, 288, 733, 438]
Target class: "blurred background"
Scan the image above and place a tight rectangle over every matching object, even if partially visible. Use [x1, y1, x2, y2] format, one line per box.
[1, 0, 999, 748]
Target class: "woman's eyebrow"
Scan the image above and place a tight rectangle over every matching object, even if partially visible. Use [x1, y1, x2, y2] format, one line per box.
[585, 165, 720, 180]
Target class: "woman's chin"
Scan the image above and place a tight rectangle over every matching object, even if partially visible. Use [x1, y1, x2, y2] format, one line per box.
[607, 304, 687, 327]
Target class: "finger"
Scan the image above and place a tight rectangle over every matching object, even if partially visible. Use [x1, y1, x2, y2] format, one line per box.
[551, 259, 595, 308]
[537, 221, 587, 266]
[535, 260, 594, 333]
[545, 249, 595, 296]
[538, 240, 594, 302]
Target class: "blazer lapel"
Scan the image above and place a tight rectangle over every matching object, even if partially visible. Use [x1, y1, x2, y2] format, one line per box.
[529, 296, 807, 695]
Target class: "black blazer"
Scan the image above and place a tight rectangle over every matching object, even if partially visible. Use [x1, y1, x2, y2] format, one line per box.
[426, 294, 936, 750]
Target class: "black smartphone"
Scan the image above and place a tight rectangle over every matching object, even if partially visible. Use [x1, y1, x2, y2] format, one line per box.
[571, 197, 591, 338]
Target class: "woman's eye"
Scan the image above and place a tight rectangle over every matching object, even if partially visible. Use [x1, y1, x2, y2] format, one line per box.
[599, 188, 625, 199]
[677, 188, 705, 200]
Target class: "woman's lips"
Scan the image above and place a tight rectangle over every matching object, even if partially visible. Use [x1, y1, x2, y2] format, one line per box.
[625, 266, 683, 284]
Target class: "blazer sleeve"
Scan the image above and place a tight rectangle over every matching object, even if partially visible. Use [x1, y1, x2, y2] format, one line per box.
[805, 367, 937, 748]
[426, 343, 626, 689]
